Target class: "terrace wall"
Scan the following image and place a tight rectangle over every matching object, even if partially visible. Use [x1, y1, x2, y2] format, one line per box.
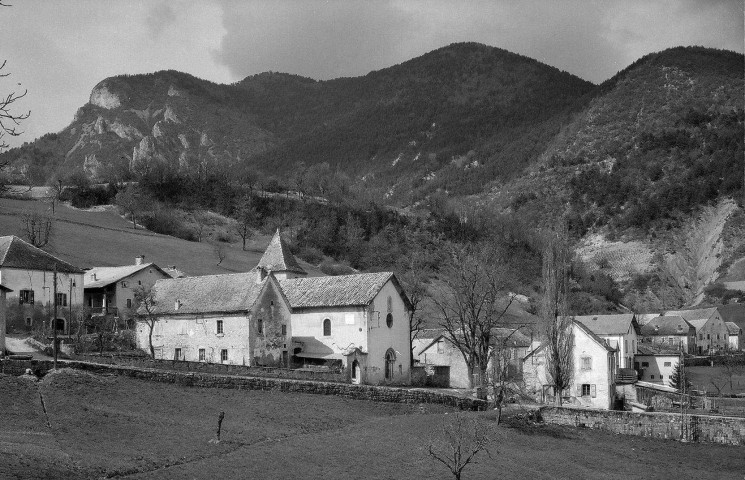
[0, 359, 487, 411]
[541, 406, 745, 445]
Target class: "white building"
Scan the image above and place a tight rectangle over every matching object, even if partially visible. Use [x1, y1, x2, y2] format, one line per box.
[523, 321, 617, 410]
[0, 235, 84, 333]
[725, 322, 741, 351]
[635, 344, 681, 385]
[574, 314, 639, 369]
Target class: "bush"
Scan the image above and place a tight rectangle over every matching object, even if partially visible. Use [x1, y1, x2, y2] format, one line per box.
[319, 259, 356, 276]
[298, 246, 324, 265]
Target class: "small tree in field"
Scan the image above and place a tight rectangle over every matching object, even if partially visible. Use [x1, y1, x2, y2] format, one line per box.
[133, 285, 158, 358]
[428, 413, 491, 480]
[541, 227, 574, 406]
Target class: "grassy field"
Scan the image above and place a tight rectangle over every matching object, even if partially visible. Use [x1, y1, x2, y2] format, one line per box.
[0, 370, 743, 480]
[0, 198, 321, 277]
[688, 365, 745, 395]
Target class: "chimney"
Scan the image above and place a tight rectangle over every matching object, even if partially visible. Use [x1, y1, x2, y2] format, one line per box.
[135, 255, 145, 265]
[256, 266, 268, 283]
[92, 272, 97, 281]
[174, 299, 181, 311]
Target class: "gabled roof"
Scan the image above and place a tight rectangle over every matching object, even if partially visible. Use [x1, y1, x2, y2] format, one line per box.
[421, 328, 532, 354]
[257, 229, 306, 275]
[636, 313, 661, 326]
[664, 307, 718, 323]
[280, 272, 408, 309]
[146, 272, 270, 315]
[725, 321, 742, 335]
[574, 314, 637, 336]
[639, 315, 692, 336]
[0, 235, 83, 274]
[573, 320, 616, 353]
[84, 263, 171, 289]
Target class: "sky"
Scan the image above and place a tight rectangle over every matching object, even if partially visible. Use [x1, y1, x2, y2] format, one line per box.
[1, 0, 742, 147]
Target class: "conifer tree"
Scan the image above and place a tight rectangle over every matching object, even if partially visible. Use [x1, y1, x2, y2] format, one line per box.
[668, 361, 691, 392]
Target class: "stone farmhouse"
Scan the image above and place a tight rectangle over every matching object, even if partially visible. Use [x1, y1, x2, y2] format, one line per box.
[664, 307, 729, 354]
[638, 315, 696, 354]
[726, 322, 741, 350]
[574, 314, 639, 370]
[416, 328, 531, 388]
[523, 320, 618, 410]
[716, 303, 745, 351]
[136, 230, 412, 385]
[0, 235, 84, 333]
[84, 256, 171, 329]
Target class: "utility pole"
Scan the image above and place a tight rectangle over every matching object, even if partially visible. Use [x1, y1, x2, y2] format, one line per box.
[53, 264, 58, 369]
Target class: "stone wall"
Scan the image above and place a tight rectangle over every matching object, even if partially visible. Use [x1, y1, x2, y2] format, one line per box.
[541, 406, 745, 445]
[68, 354, 347, 383]
[0, 359, 487, 411]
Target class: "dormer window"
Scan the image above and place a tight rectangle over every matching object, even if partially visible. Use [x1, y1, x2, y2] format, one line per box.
[174, 300, 181, 310]
[121, 281, 128, 288]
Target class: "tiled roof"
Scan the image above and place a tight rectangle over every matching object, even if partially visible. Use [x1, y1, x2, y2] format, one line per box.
[279, 272, 394, 308]
[639, 316, 692, 336]
[491, 327, 532, 348]
[0, 235, 82, 274]
[84, 263, 170, 289]
[574, 314, 636, 336]
[147, 272, 266, 315]
[636, 313, 661, 326]
[725, 321, 742, 335]
[257, 229, 306, 275]
[664, 307, 718, 322]
[574, 320, 616, 352]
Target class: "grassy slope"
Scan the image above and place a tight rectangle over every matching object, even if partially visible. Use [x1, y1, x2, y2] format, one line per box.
[0, 198, 321, 277]
[1, 370, 742, 479]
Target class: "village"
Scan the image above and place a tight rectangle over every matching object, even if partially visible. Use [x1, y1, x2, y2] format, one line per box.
[1, 231, 744, 421]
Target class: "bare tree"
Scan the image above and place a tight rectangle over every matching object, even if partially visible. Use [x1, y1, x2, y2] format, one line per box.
[133, 285, 158, 358]
[427, 413, 491, 480]
[213, 242, 226, 266]
[20, 210, 54, 247]
[115, 185, 145, 229]
[193, 210, 210, 242]
[540, 228, 574, 406]
[488, 326, 527, 424]
[0, 59, 30, 151]
[232, 194, 256, 251]
[432, 242, 518, 390]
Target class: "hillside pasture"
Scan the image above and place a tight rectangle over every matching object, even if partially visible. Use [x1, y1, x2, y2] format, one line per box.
[0, 370, 742, 479]
[0, 198, 320, 276]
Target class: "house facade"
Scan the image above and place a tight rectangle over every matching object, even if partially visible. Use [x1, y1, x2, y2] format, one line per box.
[281, 272, 412, 385]
[523, 321, 617, 410]
[725, 322, 741, 351]
[84, 256, 171, 327]
[574, 314, 639, 369]
[0, 236, 84, 333]
[665, 308, 729, 354]
[136, 270, 292, 366]
[0, 284, 13, 355]
[639, 315, 696, 354]
[635, 344, 681, 384]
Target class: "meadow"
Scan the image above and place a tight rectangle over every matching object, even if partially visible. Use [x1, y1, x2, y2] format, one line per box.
[0, 197, 320, 276]
[0, 370, 742, 480]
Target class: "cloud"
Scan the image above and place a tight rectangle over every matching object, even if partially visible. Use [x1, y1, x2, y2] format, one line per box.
[146, 2, 178, 38]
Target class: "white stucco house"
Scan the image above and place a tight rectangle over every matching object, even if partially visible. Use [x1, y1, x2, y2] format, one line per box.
[574, 314, 639, 370]
[664, 307, 729, 354]
[523, 320, 617, 410]
[725, 322, 741, 351]
[635, 344, 681, 384]
[0, 235, 85, 333]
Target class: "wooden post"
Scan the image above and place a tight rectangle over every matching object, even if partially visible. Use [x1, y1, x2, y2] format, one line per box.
[53, 264, 58, 369]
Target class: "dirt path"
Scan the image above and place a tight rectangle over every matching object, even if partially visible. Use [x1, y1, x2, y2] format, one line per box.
[4, 335, 53, 360]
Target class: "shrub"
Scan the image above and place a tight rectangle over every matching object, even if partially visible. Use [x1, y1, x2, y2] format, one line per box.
[319, 259, 356, 276]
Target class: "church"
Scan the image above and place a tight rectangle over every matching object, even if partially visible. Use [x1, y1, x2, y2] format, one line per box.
[135, 230, 412, 385]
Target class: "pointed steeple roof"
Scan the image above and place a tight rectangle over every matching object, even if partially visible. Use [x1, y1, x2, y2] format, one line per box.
[256, 229, 306, 275]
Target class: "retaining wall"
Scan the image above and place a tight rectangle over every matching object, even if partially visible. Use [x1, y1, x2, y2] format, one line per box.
[540, 406, 745, 446]
[0, 359, 487, 411]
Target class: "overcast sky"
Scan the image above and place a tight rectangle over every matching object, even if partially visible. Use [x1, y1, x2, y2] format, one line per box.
[2, 0, 742, 147]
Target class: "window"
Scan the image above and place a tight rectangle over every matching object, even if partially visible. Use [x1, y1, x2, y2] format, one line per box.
[174, 348, 182, 360]
[580, 356, 592, 370]
[126, 298, 132, 308]
[386, 313, 393, 328]
[651, 375, 655, 380]
[385, 349, 396, 380]
[707, 334, 710, 340]
[221, 349, 228, 362]
[581, 384, 591, 396]
[198, 348, 206, 361]
[216, 320, 224, 334]
[699, 333, 703, 340]
[641, 362, 649, 368]
[659, 375, 664, 380]
[668, 337, 673, 345]
[19, 289, 34, 305]
[717, 334, 720, 340]
[138, 280, 142, 286]
[323, 318, 331, 336]
[121, 281, 127, 288]
[663, 361, 671, 367]
[257, 319, 263, 335]
[25, 317, 32, 326]
[281, 324, 287, 335]
[437, 340, 445, 354]
[56, 293, 67, 307]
